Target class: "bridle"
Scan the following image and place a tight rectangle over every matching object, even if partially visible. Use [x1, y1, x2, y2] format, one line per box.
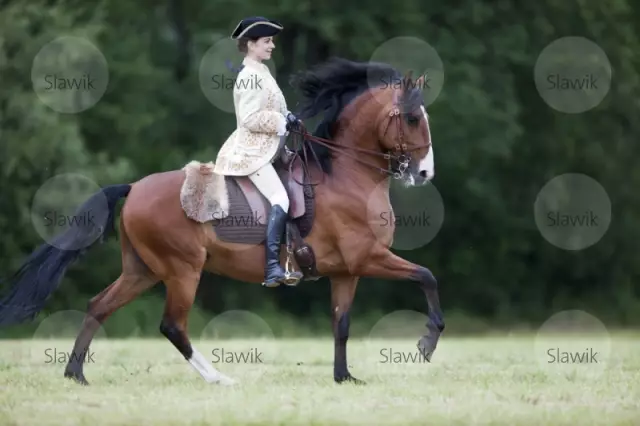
[286, 98, 431, 185]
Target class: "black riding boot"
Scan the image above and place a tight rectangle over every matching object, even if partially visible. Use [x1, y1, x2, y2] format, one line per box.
[263, 204, 288, 287]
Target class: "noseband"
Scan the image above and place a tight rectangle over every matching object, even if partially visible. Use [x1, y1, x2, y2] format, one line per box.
[381, 104, 429, 179]
[288, 100, 431, 183]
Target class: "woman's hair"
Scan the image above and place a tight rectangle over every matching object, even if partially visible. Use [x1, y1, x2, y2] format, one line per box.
[237, 37, 259, 53]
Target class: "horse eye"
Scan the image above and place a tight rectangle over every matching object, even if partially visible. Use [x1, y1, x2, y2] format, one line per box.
[407, 115, 419, 125]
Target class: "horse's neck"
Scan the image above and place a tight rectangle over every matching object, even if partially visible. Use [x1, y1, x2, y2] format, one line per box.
[318, 87, 394, 200]
[327, 129, 391, 206]
[331, 110, 390, 189]
[327, 153, 393, 222]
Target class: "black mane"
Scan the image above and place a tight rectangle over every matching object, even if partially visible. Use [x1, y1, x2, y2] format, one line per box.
[288, 57, 409, 174]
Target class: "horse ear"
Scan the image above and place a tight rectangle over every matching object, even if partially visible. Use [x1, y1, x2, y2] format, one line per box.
[415, 74, 425, 91]
[402, 70, 414, 93]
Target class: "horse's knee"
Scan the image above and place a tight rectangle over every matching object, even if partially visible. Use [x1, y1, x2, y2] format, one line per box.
[413, 266, 437, 290]
[86, 296, 108, 324]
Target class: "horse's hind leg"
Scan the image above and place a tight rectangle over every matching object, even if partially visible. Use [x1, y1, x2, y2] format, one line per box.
[64, 273, 156, 384]
[159, 264, 235, 386]
[64, 220, 158, 385]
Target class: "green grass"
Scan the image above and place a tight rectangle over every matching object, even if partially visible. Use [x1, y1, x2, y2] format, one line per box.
[0, 334, 639, 425]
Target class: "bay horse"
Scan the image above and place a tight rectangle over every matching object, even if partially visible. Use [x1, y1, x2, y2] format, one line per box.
[0, 57, 443, 385]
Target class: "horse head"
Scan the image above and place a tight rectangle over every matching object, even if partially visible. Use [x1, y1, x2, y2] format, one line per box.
[374, 70, 433, 186]
[290, 58, 434, 186]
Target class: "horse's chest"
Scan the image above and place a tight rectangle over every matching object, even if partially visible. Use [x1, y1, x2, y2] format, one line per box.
[367, 196, 395, 248]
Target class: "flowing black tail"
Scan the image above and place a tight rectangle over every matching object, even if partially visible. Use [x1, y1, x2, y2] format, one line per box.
[0, 184, 131, 326]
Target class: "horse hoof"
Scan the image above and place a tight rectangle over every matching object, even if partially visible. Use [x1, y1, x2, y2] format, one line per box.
[417, 336, 435, 362]
[335, 374, 366, 385]
[64, 370, 89, 386]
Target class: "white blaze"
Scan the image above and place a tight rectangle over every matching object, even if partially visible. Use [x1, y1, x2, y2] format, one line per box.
[418, 105, 435, 180]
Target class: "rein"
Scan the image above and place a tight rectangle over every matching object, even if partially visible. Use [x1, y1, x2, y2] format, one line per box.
[285, 104, 431, 186]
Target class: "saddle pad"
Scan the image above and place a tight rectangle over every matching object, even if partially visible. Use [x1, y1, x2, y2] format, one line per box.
[212, 176, 315, 245]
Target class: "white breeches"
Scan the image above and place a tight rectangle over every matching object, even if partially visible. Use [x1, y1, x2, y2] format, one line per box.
[247, 162, 289, 212]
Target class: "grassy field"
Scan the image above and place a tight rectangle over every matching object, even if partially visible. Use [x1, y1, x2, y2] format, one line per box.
[0, 334, 638, 425]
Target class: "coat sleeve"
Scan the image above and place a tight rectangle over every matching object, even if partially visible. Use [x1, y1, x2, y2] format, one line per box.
[235, 72, 287, 135]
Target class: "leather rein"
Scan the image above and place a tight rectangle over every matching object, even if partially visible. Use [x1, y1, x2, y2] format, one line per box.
[284, 103, 431, 186]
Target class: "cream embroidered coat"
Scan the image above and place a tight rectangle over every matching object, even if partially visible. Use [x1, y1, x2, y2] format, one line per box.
[213, 56, 289, 176]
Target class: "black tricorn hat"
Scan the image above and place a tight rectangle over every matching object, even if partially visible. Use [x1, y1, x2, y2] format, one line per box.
[230, 16, 283, 40]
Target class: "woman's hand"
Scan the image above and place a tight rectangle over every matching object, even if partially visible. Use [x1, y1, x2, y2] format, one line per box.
[286, 112, 302, 131]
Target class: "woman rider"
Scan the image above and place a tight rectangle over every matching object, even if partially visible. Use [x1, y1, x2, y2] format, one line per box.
[213, 16, 303, 287]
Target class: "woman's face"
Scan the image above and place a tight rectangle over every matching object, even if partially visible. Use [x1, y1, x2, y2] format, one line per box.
[248, 36, 275, 61]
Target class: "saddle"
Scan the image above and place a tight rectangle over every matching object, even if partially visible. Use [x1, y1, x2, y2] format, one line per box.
[179, 136, 321, 284]
[211, 151, 320, 283]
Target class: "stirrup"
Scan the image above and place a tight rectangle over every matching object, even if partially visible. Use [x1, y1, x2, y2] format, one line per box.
[282, 244, 303, 286]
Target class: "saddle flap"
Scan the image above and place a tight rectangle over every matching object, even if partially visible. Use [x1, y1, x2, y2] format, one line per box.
[230, 156, 307, 225]
[234, 177, 269, 225]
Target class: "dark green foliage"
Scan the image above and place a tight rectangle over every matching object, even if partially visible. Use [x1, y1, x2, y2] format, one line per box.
[1, 0, 639, 336]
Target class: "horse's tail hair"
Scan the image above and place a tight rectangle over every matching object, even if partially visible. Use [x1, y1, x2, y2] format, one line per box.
[0, 184, 131, 326]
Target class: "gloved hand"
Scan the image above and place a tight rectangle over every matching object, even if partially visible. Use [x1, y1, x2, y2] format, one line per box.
[285, 112, 302, 131]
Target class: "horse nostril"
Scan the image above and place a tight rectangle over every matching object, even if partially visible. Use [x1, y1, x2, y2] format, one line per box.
[419, 170, 427, 178]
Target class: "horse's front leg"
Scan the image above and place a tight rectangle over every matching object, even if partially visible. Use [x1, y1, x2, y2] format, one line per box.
[354, 245, 445, 362]
[330, 275, 364, 384]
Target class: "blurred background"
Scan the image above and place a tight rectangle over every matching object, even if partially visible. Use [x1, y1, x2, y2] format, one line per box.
[0, 0, 638, 339]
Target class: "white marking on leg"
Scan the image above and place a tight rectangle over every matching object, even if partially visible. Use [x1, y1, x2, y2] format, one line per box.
[188, 347, 236, 385]
[419, 105, 435, 180]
